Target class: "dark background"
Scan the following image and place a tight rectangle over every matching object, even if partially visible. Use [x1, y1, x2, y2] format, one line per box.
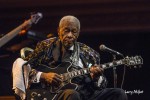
[0, 0, 150, 99]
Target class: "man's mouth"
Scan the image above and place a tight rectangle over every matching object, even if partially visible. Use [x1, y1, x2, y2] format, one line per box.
[64, 38, 74, 43]
[63, 38, 75, 47]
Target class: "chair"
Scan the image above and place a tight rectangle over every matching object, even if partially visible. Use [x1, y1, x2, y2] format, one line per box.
[14, 47, 34, 100]
[20, 47, 34, 59]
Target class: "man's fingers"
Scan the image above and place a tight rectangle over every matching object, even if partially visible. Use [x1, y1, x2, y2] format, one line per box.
[53, 75, 63, 82]
[96, 67, 104, 73]
[43, 72, 63, 86]
[55, 74, 63, 80]
[90, 66, 104, 76]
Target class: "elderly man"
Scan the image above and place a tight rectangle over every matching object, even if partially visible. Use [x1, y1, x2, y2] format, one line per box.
[13, 15, 128, 100]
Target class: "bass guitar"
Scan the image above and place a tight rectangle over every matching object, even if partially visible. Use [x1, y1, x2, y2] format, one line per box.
[0, 12, 42, 48]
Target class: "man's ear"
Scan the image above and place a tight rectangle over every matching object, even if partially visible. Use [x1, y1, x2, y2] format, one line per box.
[76, 31, 80, 38]
[57, 27, 60, 36]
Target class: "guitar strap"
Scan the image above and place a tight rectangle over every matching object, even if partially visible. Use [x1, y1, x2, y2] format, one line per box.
[79, 54, 88, 68]
[46, 37, 62, 65]
[58, 40, 63, 63]
[71, 42, 79, 61]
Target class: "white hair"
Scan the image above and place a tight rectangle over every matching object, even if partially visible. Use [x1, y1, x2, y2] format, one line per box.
[59, 15, 80, 29]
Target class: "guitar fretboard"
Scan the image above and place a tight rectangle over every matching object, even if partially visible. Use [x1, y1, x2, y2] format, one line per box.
[62, 68, 91, 81]
[61, 59, 124, 81]
[101, 60, 123, 69]
[61, 55, 142, 81]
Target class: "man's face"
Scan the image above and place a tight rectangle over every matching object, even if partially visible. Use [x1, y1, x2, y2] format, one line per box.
[58, 21, 79, 49]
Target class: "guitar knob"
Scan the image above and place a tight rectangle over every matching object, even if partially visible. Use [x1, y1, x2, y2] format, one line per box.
[31, 92, 37, 97]
[43, 98, 47, 100]
[134, 66, 137, 68]
[37, 94, 41, 97]
[31, 98, 34, 100]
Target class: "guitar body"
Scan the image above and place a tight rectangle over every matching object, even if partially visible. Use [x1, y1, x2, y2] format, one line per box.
[27, 61, 78, 100]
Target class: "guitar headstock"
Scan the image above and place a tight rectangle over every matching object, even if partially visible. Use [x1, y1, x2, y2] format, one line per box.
[30, 12, 43, 24]
[123, 56, 143, 68]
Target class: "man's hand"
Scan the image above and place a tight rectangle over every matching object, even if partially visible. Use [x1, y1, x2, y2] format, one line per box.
[90, 65, 104, 79]
[40, 72, 62, 86]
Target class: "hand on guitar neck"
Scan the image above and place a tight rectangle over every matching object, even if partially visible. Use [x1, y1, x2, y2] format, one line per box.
[90, 65, 104, 80]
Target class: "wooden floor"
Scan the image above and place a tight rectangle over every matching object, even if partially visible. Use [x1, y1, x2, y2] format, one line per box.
[0, 96, 15, 100]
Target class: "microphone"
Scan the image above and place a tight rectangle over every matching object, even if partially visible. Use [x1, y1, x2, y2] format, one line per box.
[99, 44, 123, 56]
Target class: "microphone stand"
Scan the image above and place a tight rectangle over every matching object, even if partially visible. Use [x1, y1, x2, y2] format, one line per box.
[112, 54, 117, 88]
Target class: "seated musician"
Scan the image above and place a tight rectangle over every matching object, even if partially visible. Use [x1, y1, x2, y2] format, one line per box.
[12, 15, 128, 100]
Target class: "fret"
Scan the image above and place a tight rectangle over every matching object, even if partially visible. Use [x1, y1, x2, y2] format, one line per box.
[62, 73, 68, 81]
[68, 72, 72, 78]
[112, 61, 117, 66]
[87, 68, 90, 74]
[73, 71, 76, 77]
[74, 71, 77, 76]
[80, 69, 83, 75]
[81, 69, 84, 75]
[83, 69, 87, 74]
[78, 70, 81, 75]
[108, 62, 113, 68]
[72, 72, 74, 77]
[117, 60, 123, 65]
[101, 64, 106, 69]
[71, 72, 74, 77]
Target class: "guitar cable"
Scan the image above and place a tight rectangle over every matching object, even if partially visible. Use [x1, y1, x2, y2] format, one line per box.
[121, 65, 126, 89]
[120, 55, 126, 89]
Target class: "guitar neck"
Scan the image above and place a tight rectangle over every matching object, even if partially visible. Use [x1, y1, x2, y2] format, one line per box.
[62, 68, 91, 81]
[62, 59, 124, 81]
[101, 59, 123, 69]
[0, 19, 31, 48]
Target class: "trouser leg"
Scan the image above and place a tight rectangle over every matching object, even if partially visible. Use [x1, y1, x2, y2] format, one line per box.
[89, 88, 128, 100]
[54, 89, 81, 100]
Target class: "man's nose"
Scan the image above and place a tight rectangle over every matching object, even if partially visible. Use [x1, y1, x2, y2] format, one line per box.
[67, 31, 74, 37]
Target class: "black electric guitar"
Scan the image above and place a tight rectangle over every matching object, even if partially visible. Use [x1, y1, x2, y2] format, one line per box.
[0, 12, 42, 48]
[27, 56, 143, 100]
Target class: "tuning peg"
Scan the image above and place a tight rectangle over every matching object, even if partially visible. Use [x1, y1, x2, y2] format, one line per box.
[134, 66, 137, 68]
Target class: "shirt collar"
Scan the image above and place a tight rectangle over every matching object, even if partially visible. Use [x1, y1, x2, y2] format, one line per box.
[69, 45, 74, 51]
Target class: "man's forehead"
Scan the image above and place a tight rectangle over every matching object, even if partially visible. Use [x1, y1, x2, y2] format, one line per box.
[60, 21, 78, 28]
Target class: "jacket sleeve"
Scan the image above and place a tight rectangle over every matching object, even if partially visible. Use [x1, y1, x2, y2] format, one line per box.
[24, 38, 54, 86]
[79, 42, 107, 89]
[24, 41, 46, 85]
